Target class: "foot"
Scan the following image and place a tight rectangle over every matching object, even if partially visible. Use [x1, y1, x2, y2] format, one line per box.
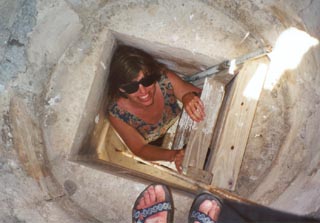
[132, 184, 173, 223]
[188, 193, 222, 223]
[194, 199, 221, 223]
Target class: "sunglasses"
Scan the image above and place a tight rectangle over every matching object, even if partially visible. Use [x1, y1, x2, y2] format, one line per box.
[120, 75, 156, 94]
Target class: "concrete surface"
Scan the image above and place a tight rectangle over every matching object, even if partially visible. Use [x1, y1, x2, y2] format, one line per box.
[0, 0, 320, 222]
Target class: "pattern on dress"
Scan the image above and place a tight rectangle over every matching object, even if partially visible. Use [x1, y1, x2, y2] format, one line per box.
[108, 74, 181, 142]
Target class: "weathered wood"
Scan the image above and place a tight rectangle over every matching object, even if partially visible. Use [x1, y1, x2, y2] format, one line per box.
[96, 120, 202, 190]
[208, 57, 270, 190]
[161, 117, 179, 150]
[93, 116, 261, 204]
[184, 166, 213, 184]
[96, 119, 111, 160]
[171, 70, 238, 183]
[173, 69, 237, 151]
[181, 77, 226, 180]
[172, 109, 193, 150]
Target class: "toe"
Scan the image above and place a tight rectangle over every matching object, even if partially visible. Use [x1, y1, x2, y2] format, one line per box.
[143, 189, 152, 206]
[147, 185, 157, 204]
[208, 201, 221, 221]
[198, 199, 213, 215]
[154, 184, 166, 203]
[137, 195, 146, 209]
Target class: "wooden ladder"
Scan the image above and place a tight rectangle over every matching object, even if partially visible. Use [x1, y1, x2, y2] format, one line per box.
[172, 56, 270, 191]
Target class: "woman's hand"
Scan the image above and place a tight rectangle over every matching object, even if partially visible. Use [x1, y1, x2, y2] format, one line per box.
[165, 71, 205, 122]
[174, 149, 185, 173]
[182, 92, 205, 122]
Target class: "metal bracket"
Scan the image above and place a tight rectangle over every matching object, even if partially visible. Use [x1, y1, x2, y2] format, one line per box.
[184, 46, 272, 84]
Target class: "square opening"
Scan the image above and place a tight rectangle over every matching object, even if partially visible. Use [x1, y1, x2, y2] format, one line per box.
[71, 30, 224, 191]
[69, 28, 270, 194]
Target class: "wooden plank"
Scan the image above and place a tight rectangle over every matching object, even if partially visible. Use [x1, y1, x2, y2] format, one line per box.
[172, 69, 236, 150]
[161, 117, 180, 150]
[182, 77, 226, 180]
[172, 109, 193, 150]
[208, 57, 270, 191]
[89, 119, 261, 204]
[96, 119, 111, 161]
[172, 70, 237, 183]
[185, 166, 213, 184]
[96, 120, 201, 191]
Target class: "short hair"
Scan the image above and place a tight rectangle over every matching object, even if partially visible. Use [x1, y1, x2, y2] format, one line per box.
[107, 45, 165, 101]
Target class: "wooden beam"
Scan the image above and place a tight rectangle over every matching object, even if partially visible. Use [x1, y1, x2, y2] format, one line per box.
[172, 70, 237, 183]
[173, 70, 237, 151]
[172, 108, 193, 150]
[208, 57, 270, 190]
[181, 77, 226, 181]
[96, 120, 202, 191]
[90, 112, 263, 204]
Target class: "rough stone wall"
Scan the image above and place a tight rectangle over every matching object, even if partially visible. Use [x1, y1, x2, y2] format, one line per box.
[1, 2, 64, 222]
[0, 0, 319, 222]
[235, 1, 320, 216]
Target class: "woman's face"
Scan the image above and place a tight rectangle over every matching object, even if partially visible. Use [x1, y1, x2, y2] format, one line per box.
[120, 70, 157, 107]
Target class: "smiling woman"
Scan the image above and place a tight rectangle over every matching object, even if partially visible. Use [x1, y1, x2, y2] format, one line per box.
[106, 45, 205, 172]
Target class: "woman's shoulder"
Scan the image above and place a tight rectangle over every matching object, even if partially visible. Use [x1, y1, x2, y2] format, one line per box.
[164, 70, 178, 78]
[159, 70, 178, 87]
[108, 100, 125, 116]
[107, 101, 118, 115]
[164, 70, 182, 84]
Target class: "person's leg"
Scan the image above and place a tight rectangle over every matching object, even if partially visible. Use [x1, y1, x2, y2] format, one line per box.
[188, 193, 222, 223]
[132, 184, 174, 223]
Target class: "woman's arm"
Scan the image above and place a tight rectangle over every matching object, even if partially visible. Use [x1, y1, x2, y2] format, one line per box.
[166, 71, 205, 122]
[108, 114, 184, 172]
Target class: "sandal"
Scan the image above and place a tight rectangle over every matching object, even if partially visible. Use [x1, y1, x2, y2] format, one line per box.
[188, 193, 222, 223]
[132, 184, 174, 223]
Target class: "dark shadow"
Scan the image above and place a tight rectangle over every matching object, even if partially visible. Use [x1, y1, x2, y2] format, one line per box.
[219, 198, 320, 223]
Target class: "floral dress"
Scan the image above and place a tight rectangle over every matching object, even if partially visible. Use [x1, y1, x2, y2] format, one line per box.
[108, 74, 182, 143]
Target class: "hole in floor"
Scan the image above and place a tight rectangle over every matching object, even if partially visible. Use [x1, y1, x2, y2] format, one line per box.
[74, 30, 222, 192]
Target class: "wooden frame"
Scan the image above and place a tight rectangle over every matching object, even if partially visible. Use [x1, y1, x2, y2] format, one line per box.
[173, 70, 235, 184]
[209, 57, 269, 190]
[93, 56, 269, 193]
[92, 114, 255, 203]
[173, 57, 270, 191]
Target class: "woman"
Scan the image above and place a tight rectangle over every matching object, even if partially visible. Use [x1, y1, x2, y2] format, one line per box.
[106, 45, 205, 173]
